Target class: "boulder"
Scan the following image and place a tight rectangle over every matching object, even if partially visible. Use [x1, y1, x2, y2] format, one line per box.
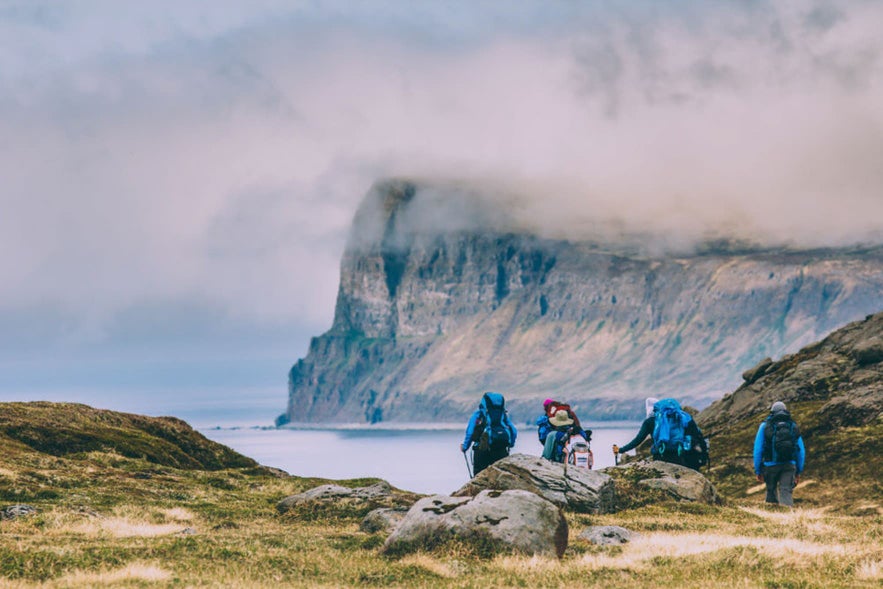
[742, 357, 774, 384]
[601, 459, 721, 506]
[1, 504, 37, 520]
[382, 490, 568, 558]
[453, 453, 614, 514]
[277, 481, 392, 513]
[851, 336, 883, 366]
[578, 525, 636, 545]
[359, 507, 408, 534]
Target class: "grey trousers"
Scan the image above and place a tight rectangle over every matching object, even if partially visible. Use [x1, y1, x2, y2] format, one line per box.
[763, 462, 797, 506]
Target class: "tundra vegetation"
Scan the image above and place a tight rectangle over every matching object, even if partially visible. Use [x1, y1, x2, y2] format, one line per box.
[1, 401, 881, 588]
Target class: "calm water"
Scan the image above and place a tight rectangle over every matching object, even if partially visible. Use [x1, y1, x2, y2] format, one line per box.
[201, 424, 640, 494]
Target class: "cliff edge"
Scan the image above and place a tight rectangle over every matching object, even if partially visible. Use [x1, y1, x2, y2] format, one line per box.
[283, 180, 883, 425]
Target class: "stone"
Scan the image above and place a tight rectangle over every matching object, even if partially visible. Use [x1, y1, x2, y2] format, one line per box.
[601, 459, 721, 505]
[359, 507, 408, 534]
[579, 525, 637, 545]
[350, 481, 392, 499]
[277, 481, 392, 513]
[453, 453, 615, 514]
[851, 336, 883, 366]
[742, 357, 773, 384]
[1, 505, 37, 520]
[382, 490, 568, 558]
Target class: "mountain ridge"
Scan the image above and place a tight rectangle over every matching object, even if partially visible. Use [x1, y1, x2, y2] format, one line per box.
[282, 180, 883, 425]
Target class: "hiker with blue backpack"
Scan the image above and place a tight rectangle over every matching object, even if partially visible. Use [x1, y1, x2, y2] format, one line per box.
[613, 397, 708, 470]
[461, 392, 518, 476]
[753, 401, 805, 507]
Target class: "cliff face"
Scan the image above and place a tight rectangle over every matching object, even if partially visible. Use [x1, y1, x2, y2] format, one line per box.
[283, 180, 883, 425]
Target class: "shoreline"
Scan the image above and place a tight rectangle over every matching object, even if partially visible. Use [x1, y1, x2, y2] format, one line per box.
[201, 420, 643, 432]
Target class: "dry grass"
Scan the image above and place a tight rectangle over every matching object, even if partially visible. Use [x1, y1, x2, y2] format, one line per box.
[57, 563, 172, 585]
[2, 401, 882, 588]
[68, 517, 187, 538]
[856, 559, 883, 581]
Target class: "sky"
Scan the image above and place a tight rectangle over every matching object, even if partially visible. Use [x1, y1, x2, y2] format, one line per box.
[2, 1, 882, 423]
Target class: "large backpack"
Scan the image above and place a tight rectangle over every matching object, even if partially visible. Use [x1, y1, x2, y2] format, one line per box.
[763, 413, 799, 462]
[477, 392, 512, 451]
[651, 398, 692, 456]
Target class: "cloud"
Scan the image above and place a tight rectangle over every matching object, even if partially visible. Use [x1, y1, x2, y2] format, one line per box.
[1, 1, 882, 386]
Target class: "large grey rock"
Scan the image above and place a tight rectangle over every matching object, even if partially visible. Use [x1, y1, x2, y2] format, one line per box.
[382, 490, 568, 558]
[742, 357, 773, 384]
[277, 481, 392, 513]
[851, 336, 883, 366]
[453, 453, 615, 514]
[579, 526, 637, 545]
[601, 459, 721, 505]
[1, 505, 36, 520]
[360, 507, 408, 534]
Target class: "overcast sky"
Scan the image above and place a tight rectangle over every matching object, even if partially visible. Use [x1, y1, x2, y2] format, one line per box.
[2, 1, 882, 421]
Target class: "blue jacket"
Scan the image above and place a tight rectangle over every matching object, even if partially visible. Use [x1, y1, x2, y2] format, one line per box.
[753, 418, 805, 475]
[461, 408, 517, 452]
[536, 415, 552, 444]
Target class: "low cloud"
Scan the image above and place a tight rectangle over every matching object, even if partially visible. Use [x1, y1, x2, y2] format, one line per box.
[1, 1, 881, 377]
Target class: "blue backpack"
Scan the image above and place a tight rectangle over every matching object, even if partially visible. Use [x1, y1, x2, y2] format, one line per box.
[651, 398, 692, 456]
[477, 392, 512, 451]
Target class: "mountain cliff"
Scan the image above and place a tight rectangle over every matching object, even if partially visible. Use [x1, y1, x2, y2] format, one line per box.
[282, 180, 883, 425]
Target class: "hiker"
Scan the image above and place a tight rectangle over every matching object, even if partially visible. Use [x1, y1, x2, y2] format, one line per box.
[460, 392, 518, 476]
[613, 397, 708, 470]
[753, 401, 805, 507]
[538, 400, 592, 463]
[536, 398, 557, 446]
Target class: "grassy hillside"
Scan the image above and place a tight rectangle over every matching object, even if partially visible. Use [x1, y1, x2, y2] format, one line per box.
[697, 312, 883, 508]
[1, 401, 882, 587]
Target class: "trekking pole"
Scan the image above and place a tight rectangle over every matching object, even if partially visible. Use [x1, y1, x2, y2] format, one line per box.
[463, 450, 473, 479]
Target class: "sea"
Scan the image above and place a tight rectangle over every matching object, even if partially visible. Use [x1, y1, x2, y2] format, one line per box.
[201, 424, 640, 495]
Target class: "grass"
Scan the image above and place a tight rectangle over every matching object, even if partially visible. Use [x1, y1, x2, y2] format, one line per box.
[1, 402, 882, 587]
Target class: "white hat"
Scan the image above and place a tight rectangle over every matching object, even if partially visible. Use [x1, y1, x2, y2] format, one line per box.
[645, 397, 659, 418]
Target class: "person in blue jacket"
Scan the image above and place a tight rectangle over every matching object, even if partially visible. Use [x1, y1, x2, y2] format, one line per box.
[460, 392, 517, 476]
[536, 398, 556, 446]
[753, 401, 806, 507]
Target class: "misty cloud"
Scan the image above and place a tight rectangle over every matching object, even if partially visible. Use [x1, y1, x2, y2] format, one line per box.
[1, 1, 882, 396]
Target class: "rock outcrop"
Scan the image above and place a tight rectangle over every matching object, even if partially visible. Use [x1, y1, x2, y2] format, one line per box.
[699, 311, 883, 433]
[283, 180, 883, 424]
[600, 459, 722, 507]
[277, 481, 392, 514]
[697, 311, 883, 504]
[382, 490, 568, 558]
[453, 453, 615, 514]
[359, 507, 409, 534]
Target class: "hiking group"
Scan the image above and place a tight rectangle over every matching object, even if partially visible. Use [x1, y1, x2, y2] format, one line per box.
[536, 399, 593, 468]
[461, 393, 806, 506]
